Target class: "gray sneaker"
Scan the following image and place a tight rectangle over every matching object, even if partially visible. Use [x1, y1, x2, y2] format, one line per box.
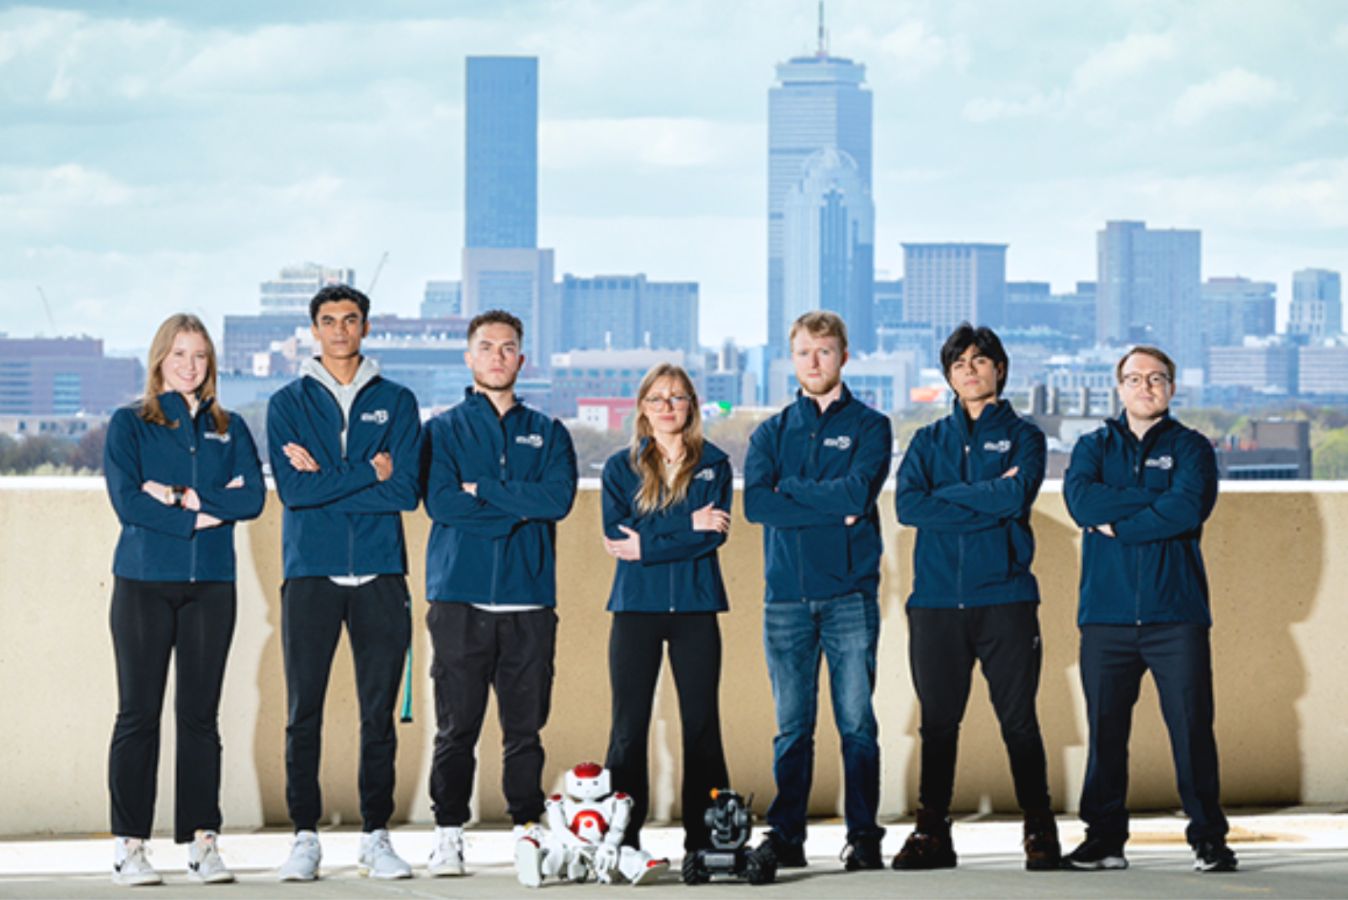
[277, 830, 322, 882]
[428, 826, 467, 877]
[358, 829, 412, 880]
[187, 831, 235, 884]
[112, 838, 162, 887]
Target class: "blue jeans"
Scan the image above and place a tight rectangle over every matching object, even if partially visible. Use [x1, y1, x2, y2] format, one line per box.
[763, 592, 884, 846]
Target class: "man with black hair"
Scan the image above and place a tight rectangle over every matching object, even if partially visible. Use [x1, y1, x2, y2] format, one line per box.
[1062, 345, 1237, 874]
[267, 284, 423, 881]
[421, 310, 577, 879]
[893, 322, 1059, 871]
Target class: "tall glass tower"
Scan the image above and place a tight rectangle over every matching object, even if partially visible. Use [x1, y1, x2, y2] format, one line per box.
[465, 56, 537, 249]
[1096, 220, 1203, 373]
[768, 20, 871, 353]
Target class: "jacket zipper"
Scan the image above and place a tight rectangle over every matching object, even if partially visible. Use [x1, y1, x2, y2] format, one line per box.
[189, 428, 199, 583]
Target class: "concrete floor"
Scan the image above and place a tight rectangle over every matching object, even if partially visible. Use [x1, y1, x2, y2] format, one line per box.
[2, 809, 1346, 899]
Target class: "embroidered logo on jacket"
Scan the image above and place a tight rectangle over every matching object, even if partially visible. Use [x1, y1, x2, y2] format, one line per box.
[822, 435, 852, 450]
[203, 431, 231, 443]
[983, 439, 1012, 453]
[1145, 455, 1174, 470]
[515, 434, 544, 448]
[360, 409, 389, 425]
[695, 468, 716, 481]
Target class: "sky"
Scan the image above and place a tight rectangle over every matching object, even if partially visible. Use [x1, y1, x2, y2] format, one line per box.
[2, 0, 1346, 353]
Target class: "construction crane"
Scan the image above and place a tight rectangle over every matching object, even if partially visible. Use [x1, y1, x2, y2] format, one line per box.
[36, 286, 57, 333]
[365, 251, 390, 296]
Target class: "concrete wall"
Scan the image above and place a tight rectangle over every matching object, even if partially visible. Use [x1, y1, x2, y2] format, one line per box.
[1, 479, 1345, 837]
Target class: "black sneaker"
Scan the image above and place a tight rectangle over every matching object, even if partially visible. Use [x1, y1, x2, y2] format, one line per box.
[756, 831, 807, 869]
[891, 811, 956, 870]
[1193, 840, 1238, 872]
[1023, 811, 1062, 871]
[1062, 837, 1127, 870]
[841, 837, 883, 871]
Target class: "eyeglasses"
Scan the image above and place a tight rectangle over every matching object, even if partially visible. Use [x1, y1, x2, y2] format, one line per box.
[642, 395, 692, 409]
[1120, 372, 1172, 388]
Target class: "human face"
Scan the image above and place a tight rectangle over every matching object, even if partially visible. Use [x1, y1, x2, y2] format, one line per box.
[1117, 351, 1175, 421]
[947, 344, 1002, 407]
[311, 300, 368, 362]
[791, 330, 847, 397]
[640, 377, 692, 438]
[465, 322, 524, 392]
[160, 331, 209, 397]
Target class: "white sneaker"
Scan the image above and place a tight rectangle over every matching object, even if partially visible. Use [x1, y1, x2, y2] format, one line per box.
[276, 830, 321, 882]
[187, 831, 235, 884]
[358, 829, 412, 880]
[514, 824, 543, 888]
[427, 825, 466, 877]
[112, 837, 162, 887]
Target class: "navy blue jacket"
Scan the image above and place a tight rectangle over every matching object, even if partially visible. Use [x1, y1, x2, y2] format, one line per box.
[896, 400, 1046, 609]
[743, 385, 892, 603]
[1064, 412, 1218, 627]
[266, 371, 421, 579]
[104, 393, 265, 582]
[424, 389, 577, 607]
[601, 441, 732, 614]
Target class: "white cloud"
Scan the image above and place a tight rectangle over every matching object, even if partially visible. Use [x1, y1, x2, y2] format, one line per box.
[1171, 67, 1282, 126]
[962, 90, 1063, 123]
[1335, 23, 1348, 48]
[541, 117, 759, 170]
[1070, 32, 1176, 94]
[838, 20, 969, 79]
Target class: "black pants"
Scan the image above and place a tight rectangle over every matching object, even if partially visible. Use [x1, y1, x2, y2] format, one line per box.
[282, 575, 411, 832]
[1079, 623, 1228, 846]
[108, 577, 236, 843]
[605, 612, 730, 852]
[908, 603, 1051, 815]
[427, 603, 557, 827]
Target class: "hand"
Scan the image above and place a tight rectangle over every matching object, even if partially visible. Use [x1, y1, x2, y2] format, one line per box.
[1000, 466, 1019, 479]
[194, 512, 222, 530]
[592, 842, 619, 875]
[461, 481, 478, 496]
[844, 514, 859, 526]
[370, 451, 392, 482]
[1094, 523, 1116, 538]
[283, 443, 319, 472]
[691, 502, 730, 533]
[224, 475, 244, 489]
[180, 487, 201, 511]
[142, 480, 172, 505]
[603, 525, 642, 561]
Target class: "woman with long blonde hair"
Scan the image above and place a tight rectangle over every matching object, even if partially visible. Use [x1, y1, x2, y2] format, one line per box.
[102, 314, 264, 885]
[599, 363, 734, 869]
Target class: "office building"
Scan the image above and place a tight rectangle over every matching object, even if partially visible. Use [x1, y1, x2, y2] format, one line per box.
[768, 22, 871, 353]
[559, 275, 699, 356]
[0, 337, 141, 416]
[1202, 277, 1276, 350]
[465, 56, 537, 249]
[1096, 220, 1202, 372]
[1288, 269, 1342, 341]
[259, 263, 355, 316]
[902, 243, 1007, 333]
[422, 280, 462, 318]
[782, 148, 874, 351]
[1207, 340, 1297, 394]
[1298, 343, 1348, 396]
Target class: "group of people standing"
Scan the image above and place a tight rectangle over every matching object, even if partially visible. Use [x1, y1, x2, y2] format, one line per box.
[102, 286, 1238, 886]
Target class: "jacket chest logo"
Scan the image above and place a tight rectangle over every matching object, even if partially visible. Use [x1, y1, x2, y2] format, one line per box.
[203, 431, 231, 443]
[822, 435, 852, 450]
[1145, 455, 1174, 470]
[360, 409, 389, 425]
[983, 439, 1011, 453]
[515, 433, 544, 448]
[695, 468, 716, 481]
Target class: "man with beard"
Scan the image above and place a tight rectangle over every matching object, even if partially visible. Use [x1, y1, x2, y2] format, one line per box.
[420, 310, 578, 877]
[743, 311, 893, 871]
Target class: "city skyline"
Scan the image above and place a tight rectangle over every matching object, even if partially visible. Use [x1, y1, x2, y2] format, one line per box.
[2, 1, 1346, 352]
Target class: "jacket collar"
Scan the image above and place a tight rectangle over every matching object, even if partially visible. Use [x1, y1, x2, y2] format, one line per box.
[1107, 408, 1175, 449]
[463, 385, 520, 420]
[156, 391, 212, 425]
[793, 382, 854, 422]
[301, 355, 381, 397]
[952, 396, 1013, 441]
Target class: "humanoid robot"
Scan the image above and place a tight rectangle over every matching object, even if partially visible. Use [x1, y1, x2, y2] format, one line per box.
[516, 762, 669, 888]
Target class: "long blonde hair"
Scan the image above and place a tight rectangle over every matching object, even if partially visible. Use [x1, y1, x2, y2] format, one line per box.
[140, 313, 229, 434]
[629, 364, 704, 514]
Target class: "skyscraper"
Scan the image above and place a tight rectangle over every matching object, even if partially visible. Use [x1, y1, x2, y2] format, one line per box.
[1096, 220, 1202, 372]
[1288, 268, 1342, 341]
[782, 147, 875, 350]
[465, 56, 537, 249]
[902, 243, 1007, 333]
[1201, 276, 1276, 349]
[768, 15, 872, 352]
[462, 56, 554, 365]
[560, 274, 699, 355]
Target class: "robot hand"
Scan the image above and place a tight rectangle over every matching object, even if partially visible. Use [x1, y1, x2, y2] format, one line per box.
[593, 842, 619, 879]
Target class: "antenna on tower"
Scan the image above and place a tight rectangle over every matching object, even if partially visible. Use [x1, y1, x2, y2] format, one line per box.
[817, 0, 828, 56]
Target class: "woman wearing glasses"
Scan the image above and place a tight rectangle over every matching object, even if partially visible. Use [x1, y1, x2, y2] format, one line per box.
[599, 363, 734, 866]
[102, 314, 265, 885]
